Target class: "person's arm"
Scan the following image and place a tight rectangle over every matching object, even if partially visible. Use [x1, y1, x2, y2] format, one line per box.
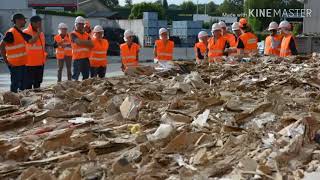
[153, 44, 157, 59]
[26, 27, 41, 44]
[71, 33, 93, 47]
[237, 38, 245, 55]
[136, 49, 139, 62]
[0, 41, 9, 65]
[289, 38, 298, 55]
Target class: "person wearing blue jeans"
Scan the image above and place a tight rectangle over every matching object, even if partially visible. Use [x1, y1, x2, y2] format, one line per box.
[72, 58, 90, 80]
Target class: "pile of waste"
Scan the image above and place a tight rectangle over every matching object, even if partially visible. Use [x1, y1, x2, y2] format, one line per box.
[1, 54, 320, 180]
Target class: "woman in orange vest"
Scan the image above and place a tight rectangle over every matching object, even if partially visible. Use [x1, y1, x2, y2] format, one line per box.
[227, 22, 242, 56]
[70, 16, 94, 81]
[154, 28, 174, 66]
[194, 31, 208, 64]
[23, 15, 47, 90]
[89, 25, 109, 78]
[264, 22, 283, 56]
[237, 18, 258, 56]
[279, 20, 298, 57]
[120, 30, 140, 72]
[54, 23, 72, 82]
[208, 23, 227, 63]
[219, 21, 237, 50]
[0, 13, 41, 92]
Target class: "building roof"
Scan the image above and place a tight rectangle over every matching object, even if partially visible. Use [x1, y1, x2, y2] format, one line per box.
[28, 0, 77, 7]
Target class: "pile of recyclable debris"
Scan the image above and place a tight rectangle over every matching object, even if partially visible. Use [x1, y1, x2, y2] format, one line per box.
[1, 54, 320, 180]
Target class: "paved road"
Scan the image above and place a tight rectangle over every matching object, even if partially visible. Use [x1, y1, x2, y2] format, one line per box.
[0, 59, 125, 92]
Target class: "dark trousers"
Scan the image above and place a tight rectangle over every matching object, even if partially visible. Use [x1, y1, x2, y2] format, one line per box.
[90, 66, 106, 78]
[8, 65, 26, 93]
[72, 59, 90, 81]
[25, 66, 44, 90]
[57, 56, 72, 82]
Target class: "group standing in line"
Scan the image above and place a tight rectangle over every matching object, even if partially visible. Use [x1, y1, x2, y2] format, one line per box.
[194, 18, 298, 64]
[0, 13, 297, 93]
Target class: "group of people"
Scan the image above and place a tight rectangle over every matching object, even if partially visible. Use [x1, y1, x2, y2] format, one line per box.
[0, 13, 297, 93]
[194, 18, 297, 64]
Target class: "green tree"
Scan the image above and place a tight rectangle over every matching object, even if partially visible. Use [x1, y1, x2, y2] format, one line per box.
[180, 1, 197, 13]
[162, 0, 168, 9]
[207, 2, 219, 15]
[129, 2, 165, 19]
[125, 0, 132, 7]
[168, 4, 180, 10]
[99, 0, 119, 8]
[218, 0, 244, 15]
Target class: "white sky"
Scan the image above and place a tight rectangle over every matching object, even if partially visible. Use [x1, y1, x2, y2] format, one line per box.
[118, 0, 224, 6]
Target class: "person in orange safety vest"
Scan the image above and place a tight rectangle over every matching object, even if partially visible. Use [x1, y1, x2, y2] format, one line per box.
[120, 30, 140, 71]
[23, 15, 47, 90]
[279, 20, 298, 57]
[70, 16, 94, 81]
[208, 23, 227, 63]
[154, 28, 174, 67]
[237, 18, 258, 57]
[54, 23, 72, 82]
[194, 31, 209, 64]
[264, 22, 283, 56]
[0, 13, 42, 92]
[89, 25, 109, 78]
[219, 21, 237, 49]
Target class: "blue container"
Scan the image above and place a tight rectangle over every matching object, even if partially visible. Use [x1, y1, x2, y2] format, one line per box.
[144, 28, 158, 36]
[143, 12, 158, 20]
[143, 20, 158, 28]
[158, 20, 168, 28]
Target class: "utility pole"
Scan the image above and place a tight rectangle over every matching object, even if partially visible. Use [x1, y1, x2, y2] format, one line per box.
[197, 0, 199, 14]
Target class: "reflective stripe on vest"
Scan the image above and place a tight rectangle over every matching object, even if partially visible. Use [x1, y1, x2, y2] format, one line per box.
[7, 52, 27, 59]
[73, 48, 89, 52]
[5, 43, 25, 50]
[90, 57, 107, 61]
[91, 51, 106, 54]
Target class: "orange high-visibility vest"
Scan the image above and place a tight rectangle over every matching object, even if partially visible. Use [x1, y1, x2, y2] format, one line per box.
[223, 33, 237, 47]
[4, 27, 27, 66]
[23, 24, 46, 66]
[89, 38, 109, 67]
[280, 34, 295, 57]
[264, 34, 283, 56]
[194, 41, 207, 59]
[54, 34, 72, 59]
[155, 40, 174, 61]
[208, 36, 226, 62]
[70, 31, 90, 60]
[238, 32, 258, 55]
[120, 42, 140, 68]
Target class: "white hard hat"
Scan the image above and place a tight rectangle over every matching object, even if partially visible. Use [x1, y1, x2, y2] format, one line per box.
[279, 20, 291, 29]
[58, 23, 68, 29]
[218, 21, 226, 28]
[124, 30, 134, 41]
[268, 21, 278, 31]
[159, 28, 168, 35]
[93, 25, 104, 33]
[232, 22, 240, 31]
[75, 16, 86, 24]
[211, 23, 222, 31]
[198, 31, 208, 39]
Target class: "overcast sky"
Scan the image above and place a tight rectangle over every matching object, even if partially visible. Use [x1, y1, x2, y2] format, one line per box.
[118, 0, 224, 6]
